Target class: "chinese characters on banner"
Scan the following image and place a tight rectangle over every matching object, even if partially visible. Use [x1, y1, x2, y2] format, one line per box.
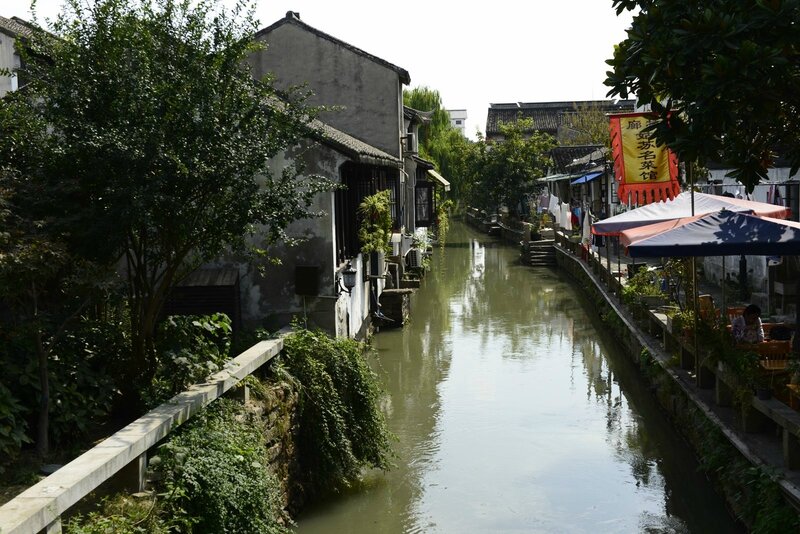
[609, 113, 680, 205]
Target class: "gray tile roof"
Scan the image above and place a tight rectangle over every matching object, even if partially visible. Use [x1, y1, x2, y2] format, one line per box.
[486, 100, 636, 137]
[550, 145, 604, 173]
[412, 154, 435, 169]
[309, 119, 402, 168]
[256, 12, 410, 85]
[0, 16, 34, 39]
[262, 94, 402, 168]
[404, 106, 432, 124]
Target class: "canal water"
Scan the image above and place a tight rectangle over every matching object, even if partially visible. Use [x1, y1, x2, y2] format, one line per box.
[296, 222, 741, 533]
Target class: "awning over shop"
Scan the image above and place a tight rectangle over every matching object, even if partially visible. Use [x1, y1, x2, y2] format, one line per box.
[570, 171, 603, 186]
[427, 169, 451, 192]
[538, 173, 579, 183]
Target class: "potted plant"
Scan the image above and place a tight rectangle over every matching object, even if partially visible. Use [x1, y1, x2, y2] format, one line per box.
[667, 309, 696, 341]
[729, 350, 760, 417]
[623, 268, 667, 309]
[529, 211, 542, 241]
[358, 190, 392, 276]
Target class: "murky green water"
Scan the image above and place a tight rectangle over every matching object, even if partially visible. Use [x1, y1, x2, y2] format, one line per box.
[296, 222, 741, 533]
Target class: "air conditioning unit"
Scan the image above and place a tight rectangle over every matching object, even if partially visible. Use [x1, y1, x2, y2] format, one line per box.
[406, 249, 421, 269]
[405, 133, 418, 154]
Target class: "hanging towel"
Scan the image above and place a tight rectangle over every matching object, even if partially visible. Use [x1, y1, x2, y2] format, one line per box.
[561, 203, 572, 232]
[549, 194, 560, 216]
[582, 209, 592, 244]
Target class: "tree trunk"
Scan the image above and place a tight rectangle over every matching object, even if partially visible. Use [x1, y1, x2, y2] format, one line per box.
[35, 329, 49, 458]
[32, 282, 49, 458]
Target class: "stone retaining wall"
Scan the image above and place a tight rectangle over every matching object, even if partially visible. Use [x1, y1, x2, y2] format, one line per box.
[249, 379, 301, 513]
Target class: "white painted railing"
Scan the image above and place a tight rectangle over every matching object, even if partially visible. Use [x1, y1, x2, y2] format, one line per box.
[0, 338, 284, 534]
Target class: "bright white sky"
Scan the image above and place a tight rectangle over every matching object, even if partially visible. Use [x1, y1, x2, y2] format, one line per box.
[4, 0, 635, 139]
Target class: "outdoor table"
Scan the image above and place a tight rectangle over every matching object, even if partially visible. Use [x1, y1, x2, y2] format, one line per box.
[737, 340, 792, 359]
[759, 359, 790, 371]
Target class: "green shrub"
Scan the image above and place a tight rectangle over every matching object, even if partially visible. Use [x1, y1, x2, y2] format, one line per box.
[281, 327, 392, 498]
[153, 398, 286, 533]
[0, 382, 31, 472]
[49, 317, 125, 443]
[0, 314, 125, 464]
[65, 494, 168, 534]
[358, 190, 393, 254]
[145, 313, 232, 406]
[622, 267, 665, 305]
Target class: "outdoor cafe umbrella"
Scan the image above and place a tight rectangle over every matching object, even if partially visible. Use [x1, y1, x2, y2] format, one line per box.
[592, 192, 790, 236]
[627, 210, 800, 356]
[626, 211, 800, 258]
[592, 192, 789, 294]
[619, 215, 704, 249]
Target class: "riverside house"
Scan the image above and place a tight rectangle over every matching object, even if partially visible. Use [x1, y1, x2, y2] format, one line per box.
[187, 11, 429, 339]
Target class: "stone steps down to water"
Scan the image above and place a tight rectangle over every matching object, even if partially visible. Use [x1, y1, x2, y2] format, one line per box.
[525, 239, 556, 266]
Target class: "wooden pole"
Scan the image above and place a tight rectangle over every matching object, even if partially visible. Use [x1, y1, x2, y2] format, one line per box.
[606, 234, 612, 288]
[689, 162, 700, 383]
[722, 257, 727, 321]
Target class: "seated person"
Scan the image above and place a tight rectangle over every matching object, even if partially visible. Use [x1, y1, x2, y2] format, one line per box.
[731, 304, 765, 344]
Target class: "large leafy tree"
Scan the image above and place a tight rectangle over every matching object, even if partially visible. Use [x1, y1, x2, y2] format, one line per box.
[605, 0, 800, 192]
[403, 86, 472, 201]
[16, 0, 330, 399]
[466, 118, 555, 217]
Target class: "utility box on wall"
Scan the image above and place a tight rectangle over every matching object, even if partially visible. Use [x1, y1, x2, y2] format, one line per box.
[295, 265, 320, 296]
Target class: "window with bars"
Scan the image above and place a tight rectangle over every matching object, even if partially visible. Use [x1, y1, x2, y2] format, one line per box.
[335, 162, 400, 263]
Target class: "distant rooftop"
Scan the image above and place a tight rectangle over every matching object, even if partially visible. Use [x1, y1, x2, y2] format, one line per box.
[549, 145, 604, 174]
[486, 99, 636, 137]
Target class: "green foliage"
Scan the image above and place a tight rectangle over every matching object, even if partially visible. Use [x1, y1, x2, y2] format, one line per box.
[144, 313, 233, 406]
[280, 327, 392, 498]
[0, 313, 124, 462]
[667, 308, 695, 336]
[0, 383, 31, 473]
[690, 408, 800, 532]
[65, 494, 168, 534]
[358, 190, 393, 254]
[465, 118, 555, 216]
[606, 0, 800, 192]
[622, 268, 665, 305]
[152, 398, 287, 533]
[730, 350, 761, 390]
[434, 190, 452, 245]
[559, 102, 612, 148]
[403, 87, 471, 203]
[15, 0, 332, 393]
[403, 87, 452, 156]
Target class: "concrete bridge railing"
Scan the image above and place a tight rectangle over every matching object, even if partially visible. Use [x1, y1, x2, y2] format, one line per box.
[0, 337, 284, 534]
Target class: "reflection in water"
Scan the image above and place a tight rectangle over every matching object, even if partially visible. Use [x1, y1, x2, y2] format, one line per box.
[297, 222, 741, 534]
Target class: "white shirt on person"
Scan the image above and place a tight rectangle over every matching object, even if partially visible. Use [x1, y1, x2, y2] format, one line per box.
[731, 315, 764, 344]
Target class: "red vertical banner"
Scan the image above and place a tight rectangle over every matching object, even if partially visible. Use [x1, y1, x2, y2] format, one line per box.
[609, 113, 680, 205]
